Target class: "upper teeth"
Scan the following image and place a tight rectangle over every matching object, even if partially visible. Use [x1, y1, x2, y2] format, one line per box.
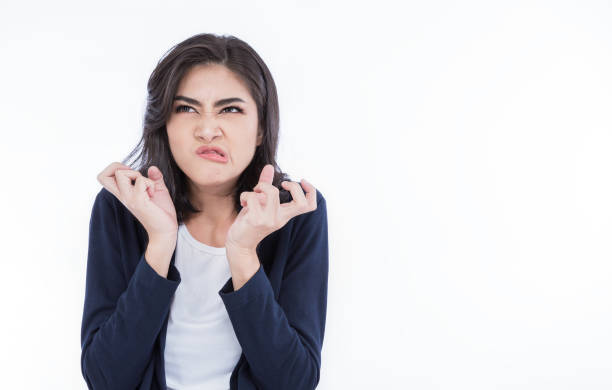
[203, 150, 220, 155]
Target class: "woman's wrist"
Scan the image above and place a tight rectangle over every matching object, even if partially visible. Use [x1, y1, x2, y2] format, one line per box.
[145, 235, 177, 278]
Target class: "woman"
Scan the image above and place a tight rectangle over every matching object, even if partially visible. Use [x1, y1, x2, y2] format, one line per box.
[80, 33, 329, 390]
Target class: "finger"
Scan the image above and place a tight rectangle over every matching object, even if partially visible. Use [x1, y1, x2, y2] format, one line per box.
[278, 180, 306, 220]
[135, 175, 155, 199]
[253, 182, 279, 203]
[279, 179, 317, 220]
[241, 192, 263, 211]
[98, 174, 121, 200]
[97, 162, 132, 197]
[280, 180, 307, 204]
[243, 189, 267, 206]
[299, 178, 317, 209]
[98, 161, 131, 178]
[146, 165, 170, 195]
[257, 164, 274, 185]
[147, 165, 165, 185]
[243, 192, 264, 220]
[115, 169, 142, 201]
[253, 182, 280, 217]
[99, 163, 132, 183]
[115, 168, 144, 181]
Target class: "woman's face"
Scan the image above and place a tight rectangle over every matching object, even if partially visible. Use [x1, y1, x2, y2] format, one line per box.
[166, 63, 263, 193]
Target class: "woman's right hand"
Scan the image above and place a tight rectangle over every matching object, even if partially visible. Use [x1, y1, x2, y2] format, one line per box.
[97, 162, 179, 241]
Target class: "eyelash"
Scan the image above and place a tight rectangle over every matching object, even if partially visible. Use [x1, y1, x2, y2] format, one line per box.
[174, 105, 243, 114]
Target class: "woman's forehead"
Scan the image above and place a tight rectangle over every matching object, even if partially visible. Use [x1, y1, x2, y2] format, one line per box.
[177, 64, 251, 98]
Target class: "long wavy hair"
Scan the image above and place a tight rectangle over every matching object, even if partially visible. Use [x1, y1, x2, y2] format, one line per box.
[121, 33, 292, 225]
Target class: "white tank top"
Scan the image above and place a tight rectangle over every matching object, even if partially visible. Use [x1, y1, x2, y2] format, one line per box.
[164, 223, 242, 390]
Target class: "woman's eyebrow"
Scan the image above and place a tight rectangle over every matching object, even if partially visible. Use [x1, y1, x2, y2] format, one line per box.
[173, 95, 246, 107]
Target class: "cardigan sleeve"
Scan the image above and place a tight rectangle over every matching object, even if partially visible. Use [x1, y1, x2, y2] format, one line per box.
[80, 190, 181, 390]
[218, 192, 329, 390]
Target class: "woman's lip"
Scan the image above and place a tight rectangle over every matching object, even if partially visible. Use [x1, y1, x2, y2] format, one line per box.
[196, 145, 227, 156]
[197, 152, 228, 163]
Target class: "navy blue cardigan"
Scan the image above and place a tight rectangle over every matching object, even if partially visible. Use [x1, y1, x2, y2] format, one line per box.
[80, 187, 328, 389]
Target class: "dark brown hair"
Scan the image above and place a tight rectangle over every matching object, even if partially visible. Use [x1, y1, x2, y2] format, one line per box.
[121, 33, 292, 225]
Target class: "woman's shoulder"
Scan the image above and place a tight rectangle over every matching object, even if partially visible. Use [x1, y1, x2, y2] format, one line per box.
[93, 187, 130, 219]
[94, 186, 117, 204]
[91, 186, 149, 252]
[92, 187, 144, 233]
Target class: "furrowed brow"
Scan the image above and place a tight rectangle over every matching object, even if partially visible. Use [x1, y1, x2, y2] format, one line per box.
[173, 95, 246, 108]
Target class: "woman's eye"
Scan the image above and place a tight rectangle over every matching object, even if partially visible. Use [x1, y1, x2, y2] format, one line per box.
[175, 105, 243, 114]
[175, 105, 195, 113]
[222, 106, 243, 114]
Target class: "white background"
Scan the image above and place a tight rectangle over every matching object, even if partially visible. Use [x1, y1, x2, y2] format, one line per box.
[1, 0, 611, 389]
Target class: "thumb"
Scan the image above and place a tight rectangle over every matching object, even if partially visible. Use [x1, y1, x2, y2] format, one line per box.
[258, 164, 274, 185]
[148, 166, 164, 183]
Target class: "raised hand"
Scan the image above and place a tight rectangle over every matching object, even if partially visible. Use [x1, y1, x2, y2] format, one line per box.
[225, 164, 317, 253]
[97, 162, 178, 241]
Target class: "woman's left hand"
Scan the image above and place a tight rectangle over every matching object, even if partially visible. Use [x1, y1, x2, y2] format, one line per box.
[225, 164, 317, 254]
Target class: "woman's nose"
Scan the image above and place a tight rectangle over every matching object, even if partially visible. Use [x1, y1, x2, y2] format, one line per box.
[194, 114, 222, 139]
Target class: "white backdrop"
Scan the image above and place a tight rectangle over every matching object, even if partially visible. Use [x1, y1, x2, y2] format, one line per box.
[1, 0, 611, 389]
